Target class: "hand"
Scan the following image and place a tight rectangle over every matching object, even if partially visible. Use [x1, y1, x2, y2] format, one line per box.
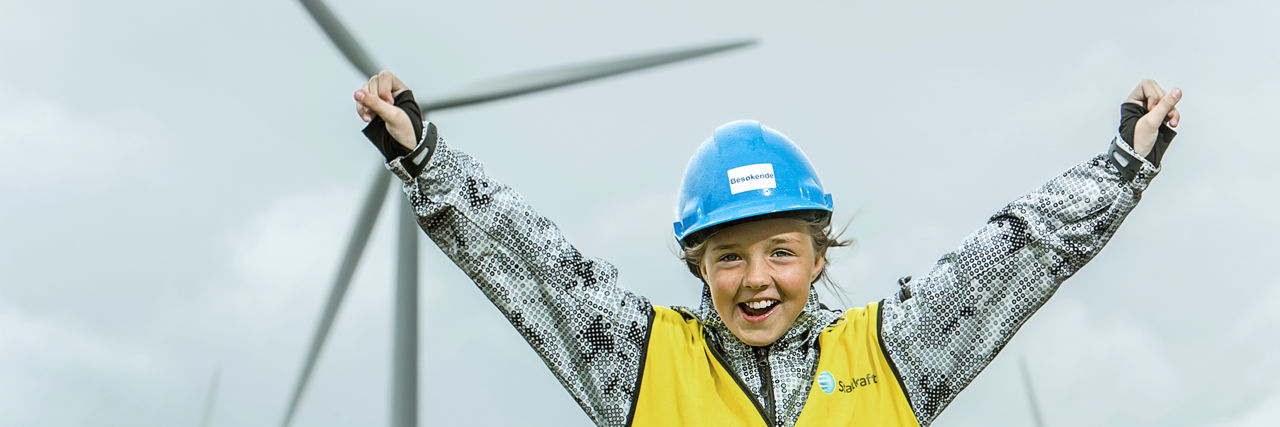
[354, 71, 417, 150]
[1124, 79, 1182, 157]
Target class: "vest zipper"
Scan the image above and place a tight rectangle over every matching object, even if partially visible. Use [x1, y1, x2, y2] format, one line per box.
[755, 346, 777, 426]
[705, 332, 775, 427]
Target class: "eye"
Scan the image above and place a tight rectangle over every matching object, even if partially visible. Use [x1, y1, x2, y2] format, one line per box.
[771, 249, 795, 257]
[717, 253, 742, 263]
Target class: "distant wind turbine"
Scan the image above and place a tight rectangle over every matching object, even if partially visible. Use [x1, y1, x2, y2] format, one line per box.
[1021, 358, 1046, 427]
[201, 366, 220, 427]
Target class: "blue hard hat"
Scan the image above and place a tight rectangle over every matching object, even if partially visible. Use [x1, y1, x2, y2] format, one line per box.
[673, 120, 833, 245]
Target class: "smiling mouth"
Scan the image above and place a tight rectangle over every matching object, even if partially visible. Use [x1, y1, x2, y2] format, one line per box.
[738, 300, 779, 322]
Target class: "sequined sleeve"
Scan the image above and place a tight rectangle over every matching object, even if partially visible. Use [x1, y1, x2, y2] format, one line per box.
[384, 125, 654, 427]
[877, 136, 1160, 426]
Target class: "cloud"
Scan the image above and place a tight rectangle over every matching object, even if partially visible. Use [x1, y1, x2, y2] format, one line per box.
[937, 296, 1182, 426]
[1210, 280, 1280, 425]
[0, 84, 170, 193]
[1216, 393, 1280, 427]
[194, 183, 403, 427]
[0, 299, 181, 426]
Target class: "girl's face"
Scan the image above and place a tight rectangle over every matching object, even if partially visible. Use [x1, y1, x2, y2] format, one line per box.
[700, 218, 824, 347]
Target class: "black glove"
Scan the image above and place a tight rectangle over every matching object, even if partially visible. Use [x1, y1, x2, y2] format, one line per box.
[362, 90, 425, 163]
[1118, 102, 1177, 167]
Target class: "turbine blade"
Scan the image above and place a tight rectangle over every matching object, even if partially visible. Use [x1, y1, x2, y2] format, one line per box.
[1020, 358, 1046, 427]
[298, 0, 381, 77]
[281, 170, 392, 427]
[201, 365, 221, 427]
[418, 39, 757, 113]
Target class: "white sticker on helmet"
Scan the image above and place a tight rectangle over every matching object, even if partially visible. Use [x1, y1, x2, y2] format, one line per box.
[727, 163, 776, 195]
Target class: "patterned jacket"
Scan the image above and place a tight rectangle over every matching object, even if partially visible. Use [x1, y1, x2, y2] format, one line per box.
[380, 121, 1160, 426]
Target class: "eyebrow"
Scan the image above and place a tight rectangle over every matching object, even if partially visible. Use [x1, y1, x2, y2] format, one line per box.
[708, 242, 739, 252]
[769, 236, 802, 245]
[708, 236, 802, 252]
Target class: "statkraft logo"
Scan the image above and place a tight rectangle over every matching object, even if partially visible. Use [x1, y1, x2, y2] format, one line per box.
[817, 372, 880, 394]
[817, 371, 836, 394]
[837, 373, 879, 393]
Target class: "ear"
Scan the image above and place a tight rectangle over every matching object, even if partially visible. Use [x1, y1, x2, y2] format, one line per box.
[810, 255, 826, 284]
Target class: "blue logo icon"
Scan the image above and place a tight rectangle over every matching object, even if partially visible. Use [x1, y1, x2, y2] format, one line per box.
[817, 371, 835, 394]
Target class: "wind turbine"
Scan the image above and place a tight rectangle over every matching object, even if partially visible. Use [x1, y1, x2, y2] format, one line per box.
[282, 1, 756, 426]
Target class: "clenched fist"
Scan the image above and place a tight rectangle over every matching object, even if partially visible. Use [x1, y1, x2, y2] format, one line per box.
[355, 71, 418, 150]
[1123, 79, 1182, 160]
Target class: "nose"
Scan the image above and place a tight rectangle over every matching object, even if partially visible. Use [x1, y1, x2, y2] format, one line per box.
[743, 258, 772, 290]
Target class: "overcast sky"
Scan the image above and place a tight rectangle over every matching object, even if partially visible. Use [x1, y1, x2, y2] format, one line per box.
[2, 0, 1278, 426]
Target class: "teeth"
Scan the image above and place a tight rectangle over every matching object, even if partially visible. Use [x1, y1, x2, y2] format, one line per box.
[745, 300, 776, 310]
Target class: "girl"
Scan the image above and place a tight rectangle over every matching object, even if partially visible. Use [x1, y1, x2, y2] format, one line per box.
[353, 72, 1182, 426]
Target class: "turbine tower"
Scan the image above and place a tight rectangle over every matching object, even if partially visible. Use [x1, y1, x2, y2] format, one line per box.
[283, 1, 756, 425]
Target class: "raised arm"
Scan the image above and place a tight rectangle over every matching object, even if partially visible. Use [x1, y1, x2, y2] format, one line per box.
[877, 80, 1182, 425]
[355, 72, 654, 427]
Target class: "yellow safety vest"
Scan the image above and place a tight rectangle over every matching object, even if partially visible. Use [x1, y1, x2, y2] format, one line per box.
[630, 303, 919, 426]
